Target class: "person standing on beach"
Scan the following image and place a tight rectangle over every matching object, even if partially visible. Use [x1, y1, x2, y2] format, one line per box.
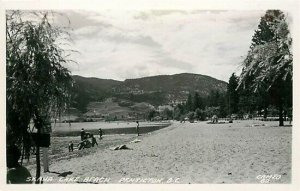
[7, 145, 32, 184]
[68, 141, 74, 152]
[212, 115, 218, 123]
[80, 128, 86, 141]
[136, 121, 140, 136]
[99, 128, 103, 140]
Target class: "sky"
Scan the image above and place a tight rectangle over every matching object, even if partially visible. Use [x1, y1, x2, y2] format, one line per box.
[55, 10, 268, 82]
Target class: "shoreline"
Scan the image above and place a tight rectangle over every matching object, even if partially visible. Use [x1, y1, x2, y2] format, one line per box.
[51, 123, 171, 137]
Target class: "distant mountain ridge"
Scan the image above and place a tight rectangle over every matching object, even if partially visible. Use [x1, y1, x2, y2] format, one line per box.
[120, 73, 226, 94]
[71, 73, 228, 112]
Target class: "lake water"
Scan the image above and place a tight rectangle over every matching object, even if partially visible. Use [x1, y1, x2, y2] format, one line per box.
[51, 121, 171, 137]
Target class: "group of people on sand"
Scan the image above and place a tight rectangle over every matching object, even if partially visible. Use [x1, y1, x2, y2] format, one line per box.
[7, 122, 141, 184]
[69, 122, 140, 151]
[6, 128, 103, 184]
[68, 128, 104, 152]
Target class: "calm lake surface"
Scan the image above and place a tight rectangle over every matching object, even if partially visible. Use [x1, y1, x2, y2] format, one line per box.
[51, 121, 171, 136]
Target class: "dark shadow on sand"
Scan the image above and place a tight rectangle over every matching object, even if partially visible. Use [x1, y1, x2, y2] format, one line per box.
[49, 171, 73, 177]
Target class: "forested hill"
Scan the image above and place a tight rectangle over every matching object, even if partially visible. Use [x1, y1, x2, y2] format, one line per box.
[71, 73, 228, 112]
[120, 73, 227, 96]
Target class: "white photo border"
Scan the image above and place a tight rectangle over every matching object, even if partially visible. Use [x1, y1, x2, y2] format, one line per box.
[0, 0, 299, 191]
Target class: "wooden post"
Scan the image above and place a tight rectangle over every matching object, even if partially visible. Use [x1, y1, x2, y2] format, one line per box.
[35, 125, 41, 184]
[35, 144, 41, 184]
[42, 147, 49, 172]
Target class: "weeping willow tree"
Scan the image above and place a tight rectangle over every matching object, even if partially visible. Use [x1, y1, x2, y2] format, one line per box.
[6, 11, 74, 183]
[238, 10, 292, 126]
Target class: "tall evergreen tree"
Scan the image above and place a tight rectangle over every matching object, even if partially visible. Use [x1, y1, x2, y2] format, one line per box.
[185, 93, 193, 112]
[209, 90, 220, 107]
[193, 92, 203, 111]
[238, 10, 292, 126]
[227, 73, 239, 114]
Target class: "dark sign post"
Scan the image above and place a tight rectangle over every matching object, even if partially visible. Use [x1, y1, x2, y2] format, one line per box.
[42, 147, 49, 172]
[31, 133, 51, 147]
[41, 123, 51, 173]
[31, 133, 51, 173]
[31, 121, 52, 181]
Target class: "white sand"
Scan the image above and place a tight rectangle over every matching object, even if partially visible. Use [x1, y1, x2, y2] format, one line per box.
[33, 120, 291, 184]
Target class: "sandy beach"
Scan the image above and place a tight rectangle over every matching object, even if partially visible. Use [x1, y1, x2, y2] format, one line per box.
[26, 120, 291, 184]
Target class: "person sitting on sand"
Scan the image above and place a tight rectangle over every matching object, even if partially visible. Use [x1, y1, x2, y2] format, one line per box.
[80, 128, 85, 141]
[136, 121, 140, 136]
[78, 139, 92, 150]
[91, 134, 98, 147]
[7, 145, 32, 184]
[68, 141, 74, 152]
[78, 141, 85, 150]
[78, 140, 87, 150]
[77, 140, 85, 150]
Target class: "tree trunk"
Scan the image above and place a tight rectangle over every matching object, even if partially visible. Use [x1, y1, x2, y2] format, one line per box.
[20, 127, 27, 165]
[35, 127, 41, 184]
[35, 145, 40, 183]
[263, 106, 268, 119]
[279, 103, 284, 126]
[21, 143, 25, 166]
[283, 110, 287, 121]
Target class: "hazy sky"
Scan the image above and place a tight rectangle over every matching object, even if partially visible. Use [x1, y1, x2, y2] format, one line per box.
[58, 10, 268, 82]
